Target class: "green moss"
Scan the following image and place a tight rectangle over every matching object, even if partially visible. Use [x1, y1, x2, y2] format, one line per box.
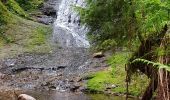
[3, 0, 27, 17]
[87, 52, 150, 96]
[87, 71, 115, 92]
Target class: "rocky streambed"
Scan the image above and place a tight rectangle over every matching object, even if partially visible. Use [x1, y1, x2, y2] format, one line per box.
[0, 47, 110, 100]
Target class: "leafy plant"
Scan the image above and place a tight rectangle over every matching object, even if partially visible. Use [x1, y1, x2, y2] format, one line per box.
[4, 0, 27, 17]
[132, 58, 170, 71]
[76, 0, 170, 51]
[15, 0, 44, 11]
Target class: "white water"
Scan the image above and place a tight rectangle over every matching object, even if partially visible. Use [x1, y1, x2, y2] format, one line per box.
[53, 0, 89, 48]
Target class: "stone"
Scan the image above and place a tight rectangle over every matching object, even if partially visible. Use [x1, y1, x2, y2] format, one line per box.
[106, 84, 117, 90]
[79, 86, 87, 92]
[111, 84, 117, 88]
[93, 52, 104, 58]
[37, 15, 54, 25]
[0, 73, 5, 79]
[70, 83, 81, 92]
[18, 94, 36, 100]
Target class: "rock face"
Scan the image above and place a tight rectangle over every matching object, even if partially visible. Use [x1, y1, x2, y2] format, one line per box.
[35, 0, 62, 25]
[18, 94, 36, 100]
[41, 0, 61, 17]
[37, 15, 54, 25]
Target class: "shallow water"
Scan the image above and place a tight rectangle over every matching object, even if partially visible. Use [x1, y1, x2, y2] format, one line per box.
[22, 90, 137, 100]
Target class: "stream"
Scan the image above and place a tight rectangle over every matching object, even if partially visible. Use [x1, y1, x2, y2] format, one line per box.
[0, 0, 138, 100]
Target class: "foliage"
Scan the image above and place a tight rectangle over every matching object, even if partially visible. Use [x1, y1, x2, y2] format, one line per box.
[15, 0, 44, 11]
[3, 0, 27, 17]
[0, 1, 13, 43]
[132, 58, 170, 71]
[76, 0, 170, 51]
[87, 52, 149, 96]
[107, 52, 129, 76]
[94, 39, 117, 51]
[134, 0, 170, 36]
[0, 1, 11, 25]
[76, 0, 132, 50]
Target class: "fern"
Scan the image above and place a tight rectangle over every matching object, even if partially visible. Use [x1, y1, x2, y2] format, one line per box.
[132, 58, 170, 71]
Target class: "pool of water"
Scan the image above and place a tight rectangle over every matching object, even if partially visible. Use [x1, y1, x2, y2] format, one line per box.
[22, 90, 138, 100]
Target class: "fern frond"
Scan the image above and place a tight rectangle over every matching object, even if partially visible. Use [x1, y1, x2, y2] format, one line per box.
[132, 58, 170, 71]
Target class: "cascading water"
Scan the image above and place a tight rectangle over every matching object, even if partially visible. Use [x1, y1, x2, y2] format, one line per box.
[53, 0, 90, 48]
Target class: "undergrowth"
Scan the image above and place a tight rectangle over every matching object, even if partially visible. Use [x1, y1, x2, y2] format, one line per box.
[87, 52, 150, 96]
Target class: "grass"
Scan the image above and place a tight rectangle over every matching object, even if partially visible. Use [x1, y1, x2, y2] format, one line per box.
[4, 0, 27, 17]
[15, 0, 44, 11]
[87, 51, 150, 96]
[0, 15, 52, 59]
[25, 25, 52, 53]
[0, 0, 53, 59]
[0, 1, 11, 24]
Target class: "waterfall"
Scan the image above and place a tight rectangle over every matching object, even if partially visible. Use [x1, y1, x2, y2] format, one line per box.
[53, 0, 90, 48]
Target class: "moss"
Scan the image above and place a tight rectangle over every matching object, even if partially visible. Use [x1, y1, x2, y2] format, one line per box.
[87, 71, 115, 92]
[3, 0, 27, 17]
[87, 52, 150, 96]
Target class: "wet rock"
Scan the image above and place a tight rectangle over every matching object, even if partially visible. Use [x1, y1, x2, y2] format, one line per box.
[42, 6, 56, 16]
[4, 59, 16, 67]
[75, 77, 82, 82]
[37, 15, 54, 25]
[0, 72, 5, 79]
[93, 52, 104, 58]
[0, 73, 12, 80]
[70, 83, 81, 92]
[41, 0, 61, 17]
[69, 79, 74, 82]
[79, 86, 87, 92]
[49, 85, 56, 89]
[18, 94, 36, 100]
[70, 76, 82, 82]
[81, 75, 94, 80]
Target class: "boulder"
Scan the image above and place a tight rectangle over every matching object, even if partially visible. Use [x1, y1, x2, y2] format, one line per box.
[18, 94, 36, 100]
[93, 52, 104, 58]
